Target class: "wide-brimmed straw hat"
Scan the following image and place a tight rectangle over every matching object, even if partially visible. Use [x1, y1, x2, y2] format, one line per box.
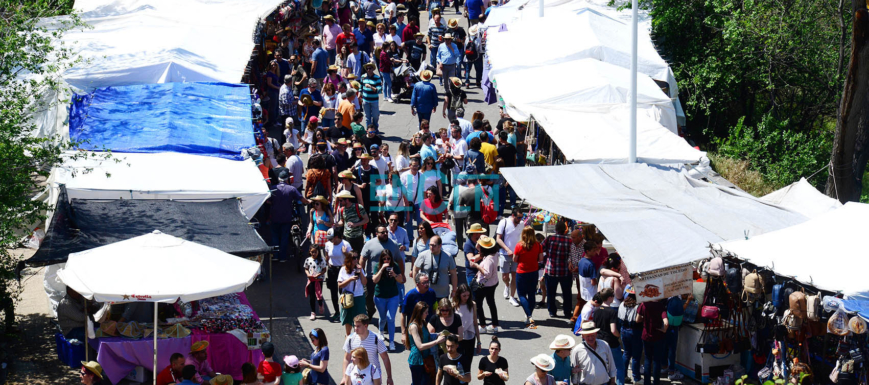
[549, 334, 576, 350]
[328, 64, 340, 72]
[420, 70, 434, 81]
[191, 340, 210, 353]
[364, 62, 376, 70]
[443, 33, 453, 40]
[448, 18, 459, 28]
[335, 190, 355, 200]
[577, 321, 600, 335]
[337, 138, 350, 145]
[530, 354, 556, 372]
[310, 195, 329, 205]
[450, 77, 462, 87]
[81, 361, 104, 379]
[359, 153, 373, 160]
[338, 170, 356, 180]
[469, 24, 479, 35]
[477, 235, 497, 249]
[210, 375, 234, 385]
[466, 223, 486, 234]
[324, 15, 335, 21]
[165, 324, 191, 338]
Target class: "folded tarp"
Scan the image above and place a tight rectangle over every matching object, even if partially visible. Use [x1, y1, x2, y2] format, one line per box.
[26, 195, 270, 268]
[500, 163, 808, 275]
[69, 82, 254, 160]
[718, 203, 869, 302]
[761, 177, 842, 219]
[48, 151, 270, 218]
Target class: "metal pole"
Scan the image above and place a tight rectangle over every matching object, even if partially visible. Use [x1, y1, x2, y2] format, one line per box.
[269, 254, 273, 333]
[153, 302, 158, 385]
[539, 0, 544, 17]
[628, 0, 638, 163]
[83, 297, 88, 362]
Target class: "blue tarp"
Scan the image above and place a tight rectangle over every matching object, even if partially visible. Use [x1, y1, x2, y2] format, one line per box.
[69, 82, 254, 160]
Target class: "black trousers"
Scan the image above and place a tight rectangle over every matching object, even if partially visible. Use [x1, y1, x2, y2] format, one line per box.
[327, 266, 341, 313]
[475, 284, 499, 327]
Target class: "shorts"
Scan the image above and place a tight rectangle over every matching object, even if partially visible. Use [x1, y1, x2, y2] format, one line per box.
[498, 254, 517, 274]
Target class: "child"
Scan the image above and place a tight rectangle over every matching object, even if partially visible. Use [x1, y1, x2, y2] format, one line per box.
[257, 342, 281, 385]
[536, 233, 547, 309]
[282, 356, 304, 385]
[304, 245, 328, 320]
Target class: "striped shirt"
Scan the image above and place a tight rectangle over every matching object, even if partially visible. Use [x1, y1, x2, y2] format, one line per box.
[361, 73, 382, 102]
[343, 332, 388, 370]
[427, 22, 445, 47]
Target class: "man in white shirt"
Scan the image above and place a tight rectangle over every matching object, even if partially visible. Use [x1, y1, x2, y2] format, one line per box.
[342, 314, 394, 385]
[283, 143, 305, 191]
[496, 209, 524, 307]
[571, 322, 617, 385]
[400, 158, 424, 238]
[456, 109, 474, 139]
[448, 122, 467, 183]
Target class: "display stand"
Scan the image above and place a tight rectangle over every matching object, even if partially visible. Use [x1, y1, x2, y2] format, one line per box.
[675, 323, 741, 383]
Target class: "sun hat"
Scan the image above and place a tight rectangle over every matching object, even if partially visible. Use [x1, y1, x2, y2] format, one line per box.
[469, 24, 479, 35]
[94, 321, 118, 337]
[345, 73, 358, 80]
[367, 21, 376, 27]
[191, 340, 210, 353]
[530, 354, 556, 372]
[549, 334, 577, 350]
[414, 32, 425, 38]
[337, 138, 350, 145]
[284, 355, 300, 368]
[577, 321, 600, 335]
[310, 195, 329, 205]
[118, 321, 144, 339]
[466, 223, 486, 234]
[324, 14, 335, 21]
[210, 374, 234, 385]
[165, 324, 191, 338]
[300, 93, 314, 106]
[81, 361, 104, 380]
[364, 62, 376, 70]
[477, 235, 497, 249]
[443, 33, 453, 40]
[335, 190, 355, 200]
[450, 77, 462, 87]
[448, 18, 459, 28]
[420, 70, 434, 81]
[359, 152, 373, 160]
[328, 64, 340, 72]
[338, 170, 356, 180]
[352, 142, 364, 149]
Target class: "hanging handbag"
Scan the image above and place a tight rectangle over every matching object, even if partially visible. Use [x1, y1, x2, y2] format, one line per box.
[696, 326, 720, 354]
[701, 306, 720, 319]
[340, 279, 357, 309]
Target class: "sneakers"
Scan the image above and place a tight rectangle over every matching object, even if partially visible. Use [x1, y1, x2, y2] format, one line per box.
[389, 341, 396, 351]
[310, 312, 316, 320]
[492, 326, 500, 334]
[668, 372, 684, 381]
[479, 325, 486, 334]
[509, 297, 520, 307]
[503, 286, 510, 299]
[486, 325, 495, 334]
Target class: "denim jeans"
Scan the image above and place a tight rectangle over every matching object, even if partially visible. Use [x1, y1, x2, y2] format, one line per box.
[664, 326, 679, 370]
[417, 110, 432, 124]
[516, 271, 538, 317]
[410, 365, 430, 385]
[464, 57, 483, 86]
[382, 72, 393, 99]
[545, 274, 573, 317]
[643, 339, 665, 385]
[429, 47, 439, 72]
[621, 328, 643, 382]
[612, 346, 626, 385]
[374, 295, 401, 342]
[404, 202, 422, 238]
[363, 100, 380, 130]
[270, 222, 293, 261]
[328, 48, 337, 65]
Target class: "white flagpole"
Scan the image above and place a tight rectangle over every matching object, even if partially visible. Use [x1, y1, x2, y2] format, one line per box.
[629, 0, 638, 163]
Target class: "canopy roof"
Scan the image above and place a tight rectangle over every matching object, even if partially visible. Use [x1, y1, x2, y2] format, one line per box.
[761, 177, 842, 219]
[48, 151, 269, 218]
[718, 203, 869, 302]
[58, 231, 261, 303]
[69, 82, 255, 160]
[500, 163, 808, 274]
[26, 196, 270, 268]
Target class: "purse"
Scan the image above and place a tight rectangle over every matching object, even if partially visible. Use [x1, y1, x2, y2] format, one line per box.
[701, 306, 720, 319]
[340, 279, 356, 309]
[696, 326, 720, 354]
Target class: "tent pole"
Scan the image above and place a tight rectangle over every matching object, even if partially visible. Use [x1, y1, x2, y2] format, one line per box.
[83, 297, 89, 362]
[153, 302, 158, 385]
[539, 0, 543, 17]
[628, 0, 638, 163]
[269, 254, 273, 333]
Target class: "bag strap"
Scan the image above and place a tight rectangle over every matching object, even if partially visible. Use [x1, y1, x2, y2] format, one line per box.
[583, 342, 609, 372]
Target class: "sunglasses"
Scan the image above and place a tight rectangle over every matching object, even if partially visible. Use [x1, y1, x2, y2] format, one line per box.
[388, 219, 397, 222]
[376, 231, 387, 235]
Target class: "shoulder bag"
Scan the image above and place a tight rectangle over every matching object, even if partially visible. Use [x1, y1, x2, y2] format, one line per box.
[340, 277, 357, 309]
[583, 342, 612, 375]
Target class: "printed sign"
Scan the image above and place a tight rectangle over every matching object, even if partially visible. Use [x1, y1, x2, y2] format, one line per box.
[632, 264, 693, 303]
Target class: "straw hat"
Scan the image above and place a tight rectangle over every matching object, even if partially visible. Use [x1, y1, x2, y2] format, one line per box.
[364, 62, 376, 70]
[420, 70, 434, 81]
[477, 235, 497, 249]
[443, 33, 453, 40]
[210, 374, 234, 385]
[448, 18, 459, 28]
[338, 170, 356, 180]
[337, 138, 350, 145]
[352, 142, 364, 149]
[577, 321, 600, 335]
[118, 321, 143, 339]
[530, 354, 556, 372]
[310, 195, 329, 205]
[549, 334, 576, 350]
[367, 21, 376, 27]
[335, 190, 356, 200]
[345, 73, 358, 80]
[95, 321, 118, 337]
[165, 324, 191, 338]
[450, 77, 462, 87]
[300, 94, 314, 106]
[81, 361, 104, 379]
[358, 152, 373, 160]
[328, 64, 340, 72]
[414, 32, 425, 38]
[466, 223, 486, 234]
[324, 14, 335, 21]
[191, 340, 210, 353]
[144, 328, 167, 339]
[469, 24, 479, 35]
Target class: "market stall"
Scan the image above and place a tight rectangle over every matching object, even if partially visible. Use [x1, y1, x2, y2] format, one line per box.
[58, 231, 265, 384]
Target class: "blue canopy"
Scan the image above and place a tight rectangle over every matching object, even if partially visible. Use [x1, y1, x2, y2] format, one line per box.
[69, 82, 254, 160]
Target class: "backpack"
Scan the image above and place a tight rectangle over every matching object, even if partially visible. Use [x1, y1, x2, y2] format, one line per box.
[789, 288, 807, 320]
[706, 257, 725, 278]
[742, 269, 764, 303]
[312, 179, 328, 198]
[480, 188, 497, 224]
[464, 38, 479, 61]
[726, 266, 742, 294]
[781, 309, 805, 341]
[806, 292, 821, 321]
[771, 283, 784, 309]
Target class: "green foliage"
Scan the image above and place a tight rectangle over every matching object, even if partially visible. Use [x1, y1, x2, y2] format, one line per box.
[0, 0, 86, 329]
[716, 114, 832, 190]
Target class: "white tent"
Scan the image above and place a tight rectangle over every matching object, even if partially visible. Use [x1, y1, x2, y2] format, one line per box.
[717, 203, 869, 301]
[500, 163, 808, 274]
[761, 177, 842, 219]
[49, 151, 270, 218]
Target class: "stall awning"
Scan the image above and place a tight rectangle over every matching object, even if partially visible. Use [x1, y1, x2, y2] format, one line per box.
[25, 196, 270, 268]
[69, 82, 255, 160]
[717, 202, 869, 302]
[500, 163, 808, 274]
[761, 177, 842, 219]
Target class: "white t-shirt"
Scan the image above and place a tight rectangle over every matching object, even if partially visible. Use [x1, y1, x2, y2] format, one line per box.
[496, 218, 523, 256]
[284, 128, 300, 148]
[338, 267, 366, 296]
[394, 155, 410, 172]
[450, 138, 467, 174]
[343, 332, 388, 370]
[304, 257, 328, 277]
[386, 33, 402, 46]
[345, 364, 381, 385]
[325, 239, 352, 266]
[385, 2, 396, 18]
[376, 183, 404, 209]
[373, 33, 387, 49]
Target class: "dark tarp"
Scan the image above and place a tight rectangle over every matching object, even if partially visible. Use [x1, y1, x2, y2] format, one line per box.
[25, 194, 270, 268]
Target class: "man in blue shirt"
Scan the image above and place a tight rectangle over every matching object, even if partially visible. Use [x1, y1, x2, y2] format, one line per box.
[465, 119, 496, 144]
[393, 13, 408, 38]
[310, 39, 330, 84]
[465, 0, 484, 25]
[402, 272, 438, 333]
[362, 0, 379, 23]
[410, 70, 438, 124]
[298, 80, 325, 121]
[361, 62, 383, 131]
[270, 170, 310, 262]
[347, 43, 370, 79]
[354, 19, 375, 55]
[419, 134, 438, 164]
[437, 33, 461, 85]
[484, 0, 499, 17]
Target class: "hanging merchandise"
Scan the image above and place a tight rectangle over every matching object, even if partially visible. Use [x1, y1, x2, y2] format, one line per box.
[848, 316, 866, 335]
[806, 292, 821, 321]
[828, 307, 850, 336]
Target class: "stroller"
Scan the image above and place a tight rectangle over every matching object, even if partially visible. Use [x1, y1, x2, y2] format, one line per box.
[391, 62, 435, 102]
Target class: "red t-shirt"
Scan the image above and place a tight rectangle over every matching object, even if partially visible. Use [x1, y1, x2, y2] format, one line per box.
[336, 33, 357, 48]
[591, 247, 608, 270]
[257, 360, 282, 383]
[155, 366, 179, 385]
[514, 242, 541, 274]
[637, 300, 667, 342]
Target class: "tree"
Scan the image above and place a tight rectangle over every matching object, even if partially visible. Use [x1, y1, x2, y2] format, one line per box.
[0, 0, 85, 331]
[826, 2, 869, 203]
